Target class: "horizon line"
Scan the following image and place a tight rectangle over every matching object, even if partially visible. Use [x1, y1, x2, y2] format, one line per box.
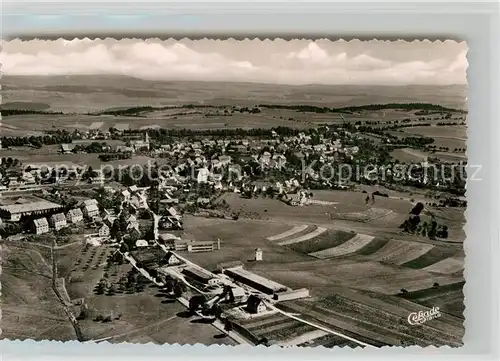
[1, 75, 468, 88]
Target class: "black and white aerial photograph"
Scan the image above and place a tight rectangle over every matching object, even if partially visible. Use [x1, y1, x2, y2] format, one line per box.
[0, 38, 467, 348]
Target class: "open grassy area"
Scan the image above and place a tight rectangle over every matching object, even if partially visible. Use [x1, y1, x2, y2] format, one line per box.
[180, 216, 311, 270]
[0, 243, 77, 341]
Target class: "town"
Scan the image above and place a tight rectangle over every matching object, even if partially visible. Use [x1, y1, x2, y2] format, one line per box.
[1, 101, 466, 347]
[0, 35, 468, 349]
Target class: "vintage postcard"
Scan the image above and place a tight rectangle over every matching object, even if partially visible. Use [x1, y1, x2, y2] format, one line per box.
[0, 38, 467, 348]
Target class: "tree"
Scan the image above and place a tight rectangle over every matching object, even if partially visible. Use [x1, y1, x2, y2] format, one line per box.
[211, 304, 223, 319]
[164, 278, 175, 293]
[106, 284, 116, 296]
[94, 281, 106, 295]
[428, 220, 438, 240]
[173, 284, 184, 298]
[189, 295, 206, 313]
[224, 319, 233, 332]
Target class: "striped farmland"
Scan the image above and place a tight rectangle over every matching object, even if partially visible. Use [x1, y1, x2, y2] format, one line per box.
[309, 234, 375, 259]
[278, 227, 328, 246]
[267, 225, 309, 242]
[368, 240, 435, 265]
[423, 257, 464, 274]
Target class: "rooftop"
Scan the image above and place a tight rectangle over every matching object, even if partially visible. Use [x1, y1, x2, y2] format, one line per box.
[0, 200, 63, 214]
[183, 267, 214, 281]
[225, 267, 287, 292]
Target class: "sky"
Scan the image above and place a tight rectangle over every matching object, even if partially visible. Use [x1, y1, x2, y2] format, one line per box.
[0, 38, 468, 86]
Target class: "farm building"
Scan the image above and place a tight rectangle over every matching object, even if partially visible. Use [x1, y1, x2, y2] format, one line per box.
[174, 239, 216, 253]
[182, 267, 220, 286]
[246, 295, 266, 314]
[50, 213, 67, 230]
[66, 208, 83, 223]
[224, 267, 288, 295]
[32, 218, 49, 235]
[255, 248, 263, 261]
[0, 199, 63, 222]
[273, 288, 310, 302]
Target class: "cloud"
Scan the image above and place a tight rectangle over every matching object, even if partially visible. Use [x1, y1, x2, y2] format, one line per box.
[0, 39, 467, 85]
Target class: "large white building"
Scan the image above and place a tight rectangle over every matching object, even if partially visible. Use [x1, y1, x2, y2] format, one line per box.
[82, 199, 100, 219]
[32, 217, 49, 235]
[66, 208, 84, 223]
[50, 213, 67, 230]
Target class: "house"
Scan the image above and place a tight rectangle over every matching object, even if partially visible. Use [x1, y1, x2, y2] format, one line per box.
[255, 248, 263, 261]
[197, 197, 210, 207]
[162, 251, 182, 266]
[218, 155, 232, 165]
[121, 189, 131, 201]
[66, 208, 84, 223]
[98, 224, 110, 238]
[128, 225, 142, 239]
[50, 213, 67, 230]
[246, 295, 266, 314]
[126, 215, 139, 229]
[103, 213, 116, 227]
[82, 199, 100, 219]
[60, 144, 76, 154]
[228, 287, 247, 303]
[32, 218, 49, 235]
[115, 145, 134, 153]
[135, 239, 148, 247]
[159, 216, 183, 230]
[197, 167, 210, 183]
[130, 193, 148, 209]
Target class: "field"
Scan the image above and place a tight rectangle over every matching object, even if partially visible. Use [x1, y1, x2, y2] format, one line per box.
[277, 289, 464, 347]
[397, 281, 465, 318]
[1, 76, 467, 137]
[235, 313, 325, 346]
[0, 240, 235, 345]
[2, 76, 467, 113]
[0, 143, 156, 170]
[0, 243, 76, 341]
[180, 196, 464, 295]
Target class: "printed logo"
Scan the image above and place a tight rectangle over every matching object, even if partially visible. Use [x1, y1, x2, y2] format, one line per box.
[407, 307, 442, 325]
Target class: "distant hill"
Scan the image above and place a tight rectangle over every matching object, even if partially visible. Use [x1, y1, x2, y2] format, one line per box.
[1, 75, 467, 114]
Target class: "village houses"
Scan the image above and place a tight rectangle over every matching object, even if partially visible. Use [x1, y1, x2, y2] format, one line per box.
[50, 213, 68, 230]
